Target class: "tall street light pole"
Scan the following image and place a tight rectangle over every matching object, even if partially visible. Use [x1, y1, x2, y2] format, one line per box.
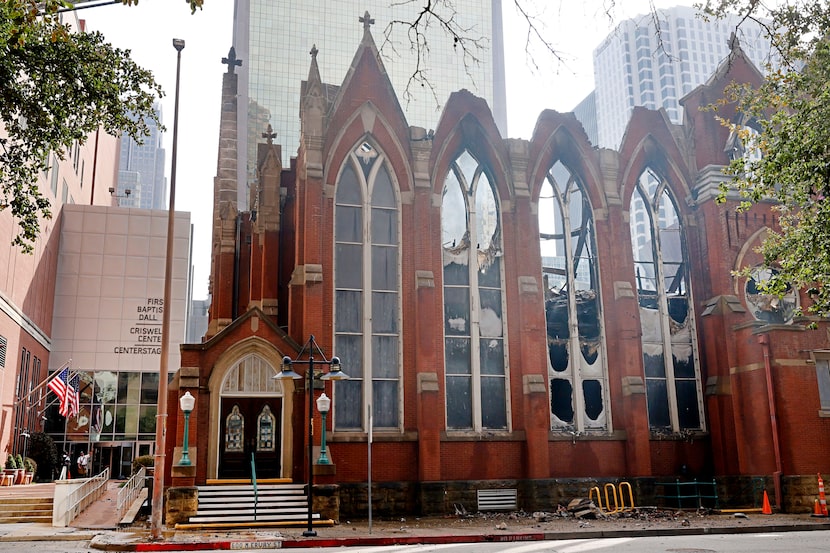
[151, 37, 184, 541]
[274, 335, 349, 537]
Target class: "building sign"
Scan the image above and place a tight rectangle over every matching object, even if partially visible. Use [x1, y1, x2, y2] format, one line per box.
[49, 206, 190, 374]
[114, 298, 164, 355]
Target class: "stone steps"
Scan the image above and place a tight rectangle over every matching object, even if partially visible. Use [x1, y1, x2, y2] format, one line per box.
[0, 496, 53, 523]
[176, 483, 333, 529]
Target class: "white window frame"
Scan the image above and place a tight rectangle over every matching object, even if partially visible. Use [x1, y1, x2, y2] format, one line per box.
[441, 150, 509, 432]
[812, 352, 830, 417]
[631, 168, 705, 433]
[333, 141, 403, 433]
[540, 160, 611, 432]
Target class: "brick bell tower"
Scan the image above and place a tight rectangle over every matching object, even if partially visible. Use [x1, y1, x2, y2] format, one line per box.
[206, 46, 242, 339]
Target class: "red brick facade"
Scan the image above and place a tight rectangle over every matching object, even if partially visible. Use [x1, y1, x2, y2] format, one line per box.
[166, 31, 830, 514]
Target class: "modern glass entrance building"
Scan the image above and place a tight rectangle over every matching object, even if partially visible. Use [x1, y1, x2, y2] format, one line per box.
[46, 369, 162, 478]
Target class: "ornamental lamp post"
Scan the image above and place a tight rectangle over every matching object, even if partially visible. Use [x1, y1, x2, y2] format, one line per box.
[273, 335, 349, 537]
[178, 391, 195, 466]
[315, 393, 331, 465]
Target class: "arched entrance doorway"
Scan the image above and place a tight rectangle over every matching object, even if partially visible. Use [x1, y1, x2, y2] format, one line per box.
[216, 354, 285, 479]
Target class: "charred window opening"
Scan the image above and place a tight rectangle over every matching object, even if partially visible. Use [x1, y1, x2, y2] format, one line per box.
[540, 159, 609, 432]
[334, 141, 401, 432]
[551, 379, 574, 424]
[745, 267, 797, 324]
[630, 168, 703, 433]
[582, 380, 603, 421]
[442, 150, 507, 431]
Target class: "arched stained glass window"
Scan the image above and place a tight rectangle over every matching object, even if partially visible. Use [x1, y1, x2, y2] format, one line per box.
[539, 160, 609, 431]
[334, 140, 401, 431]
[629, 168, 703, 432]
[224, 405, 244, 452]
[256, 405, 276, 451]
[442, 150, 507, 431]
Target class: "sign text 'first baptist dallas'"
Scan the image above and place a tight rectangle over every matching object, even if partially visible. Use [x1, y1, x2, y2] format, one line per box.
[113, 298, 164, 355]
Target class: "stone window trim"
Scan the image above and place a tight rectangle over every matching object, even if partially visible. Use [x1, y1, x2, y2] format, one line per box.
[540, 159, 611, 433]
[630, 167, 705, 434]
[333, 139, 403, 433]
[810, 351, 830, 415]
[441, 149, 510, 433]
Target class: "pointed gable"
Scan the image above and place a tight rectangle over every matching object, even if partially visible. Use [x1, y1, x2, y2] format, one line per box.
[528, 110, 604, 211]
[679, 34, 766, 168]
[619, 107, 693, 207]
[430, 89, 509, 199]
[309, 11, 413, 194]
[324, 12, 410, 157]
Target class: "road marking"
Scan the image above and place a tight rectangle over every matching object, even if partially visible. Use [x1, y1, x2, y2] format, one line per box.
[467, 537, 635, 553]
[558, 538, 636, 552]
[492, 539, 589, 553]
[344, 542, 472, 553]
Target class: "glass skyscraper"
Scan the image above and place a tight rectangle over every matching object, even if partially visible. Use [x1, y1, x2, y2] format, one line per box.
[232, 0, 506, 205]
[115, 103, 167, 210]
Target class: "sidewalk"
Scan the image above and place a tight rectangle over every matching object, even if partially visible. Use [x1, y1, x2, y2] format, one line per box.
[1, 482, 828, 550]
[0, 510, 828, 551]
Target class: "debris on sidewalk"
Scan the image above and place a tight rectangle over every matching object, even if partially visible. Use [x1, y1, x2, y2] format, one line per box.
[567, 497, 605, 519]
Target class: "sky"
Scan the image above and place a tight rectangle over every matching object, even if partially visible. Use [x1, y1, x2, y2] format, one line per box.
[82, 0, 684, 300]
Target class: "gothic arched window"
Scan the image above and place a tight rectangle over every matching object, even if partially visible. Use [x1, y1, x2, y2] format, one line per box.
[224, 405, 244, 452]
[630, 168, 704, 432]
[334, 141, 401, 431]
[442, 150, 508, 431]
[540, 160, 609, 431]
[256, 405, 276, 451]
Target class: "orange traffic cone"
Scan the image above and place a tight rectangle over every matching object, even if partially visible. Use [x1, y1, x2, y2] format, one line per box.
[762, 490, 772, 515]
[812, 498, 825, 517]
[819, 474, 829, 517]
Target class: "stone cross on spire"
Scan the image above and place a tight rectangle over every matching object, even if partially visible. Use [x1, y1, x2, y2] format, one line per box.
[359, 10, 375, 31]
[310, 44, 318, 61]
[728, 31, 740, 51]
[222, 46, 243, 74]
[262, 124, 277, 145]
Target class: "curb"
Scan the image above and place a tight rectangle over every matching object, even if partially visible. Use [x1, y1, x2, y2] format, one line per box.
[0, 532, 98, 543]
[85, 522, 830, 551]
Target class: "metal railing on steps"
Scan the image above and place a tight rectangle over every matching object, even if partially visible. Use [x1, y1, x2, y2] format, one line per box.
[52, 467, 110, 527]
[117, 466, 146, 520]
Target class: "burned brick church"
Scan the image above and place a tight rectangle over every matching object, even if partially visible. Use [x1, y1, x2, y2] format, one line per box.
[162, 17, 830, 522]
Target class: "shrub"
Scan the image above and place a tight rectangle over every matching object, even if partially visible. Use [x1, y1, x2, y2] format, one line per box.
[132, 454, 154, 474]
[23, 457, 37, 473]
[14, 454, 23, 469]
[27, 432, 59, 481]
[5, 455, 16, 470]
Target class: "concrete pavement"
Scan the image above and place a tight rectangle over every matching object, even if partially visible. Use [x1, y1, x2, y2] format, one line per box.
[2, 482, 830, 550]
[0, 511, 828, 550]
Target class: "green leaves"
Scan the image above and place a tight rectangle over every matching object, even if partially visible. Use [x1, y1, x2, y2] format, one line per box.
[1, 0, 163, 252]
[706, 1, 830, 318]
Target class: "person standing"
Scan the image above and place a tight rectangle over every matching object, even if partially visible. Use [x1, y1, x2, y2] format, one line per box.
[77, 451, 88, 477]
[61, 451, 71, 480]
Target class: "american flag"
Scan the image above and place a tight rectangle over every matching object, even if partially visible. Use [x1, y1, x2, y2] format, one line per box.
[47, 367, 69, 406]
[61, 373, 80, 418]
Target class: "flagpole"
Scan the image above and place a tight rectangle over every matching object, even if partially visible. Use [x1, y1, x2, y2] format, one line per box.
[22, 359, 71, 405]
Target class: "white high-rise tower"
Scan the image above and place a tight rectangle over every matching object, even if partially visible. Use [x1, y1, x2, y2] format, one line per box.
[590, 5, 773, 148]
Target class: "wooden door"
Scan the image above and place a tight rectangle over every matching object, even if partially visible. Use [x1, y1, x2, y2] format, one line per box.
[219, 397, 281, 479]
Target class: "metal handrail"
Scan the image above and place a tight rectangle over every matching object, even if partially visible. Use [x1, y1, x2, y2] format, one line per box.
[117, 466, 146, 520]
[251, 454, 258, 520]
[60, 467, 110, 525]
